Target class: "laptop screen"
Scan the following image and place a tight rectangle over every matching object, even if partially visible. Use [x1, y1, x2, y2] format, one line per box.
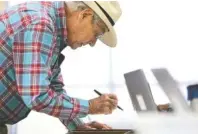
[124, 69, 157, 112]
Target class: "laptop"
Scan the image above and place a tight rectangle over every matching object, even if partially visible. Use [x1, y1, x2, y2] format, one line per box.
[151, 68, 190, 113]
[124, 69, 158, 112]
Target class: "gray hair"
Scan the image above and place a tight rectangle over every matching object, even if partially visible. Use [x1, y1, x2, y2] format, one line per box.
[65, 1, 101, 24]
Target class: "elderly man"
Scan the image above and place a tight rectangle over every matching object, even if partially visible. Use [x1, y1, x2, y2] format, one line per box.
[0, 1, 122, 133]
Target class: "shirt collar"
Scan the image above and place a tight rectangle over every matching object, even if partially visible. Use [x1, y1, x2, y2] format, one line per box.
[53, 1, 68, 51]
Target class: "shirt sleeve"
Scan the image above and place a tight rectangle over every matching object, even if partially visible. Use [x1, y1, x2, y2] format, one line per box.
[12, 22, 89, 128]
[60, 117, 84, 131]
[51, 61, 86, 131]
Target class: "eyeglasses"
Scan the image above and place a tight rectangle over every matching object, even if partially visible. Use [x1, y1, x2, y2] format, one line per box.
[94, 20, 108, 39]
[96, 33, 104, 39]
[90, 19, 108, 46]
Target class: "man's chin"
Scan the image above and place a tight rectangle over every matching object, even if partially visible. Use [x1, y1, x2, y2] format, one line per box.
[69, 45, 78, 50]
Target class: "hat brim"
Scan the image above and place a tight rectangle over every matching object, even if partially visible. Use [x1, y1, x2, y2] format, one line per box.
[83, 1, 117, 48]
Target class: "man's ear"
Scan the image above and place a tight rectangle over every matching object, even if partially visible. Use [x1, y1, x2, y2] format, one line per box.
[78, 8, 94, 20]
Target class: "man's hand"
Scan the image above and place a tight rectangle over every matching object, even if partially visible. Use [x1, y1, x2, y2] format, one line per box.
[76, 121, 112, 130]
[88, 94, 118, 114]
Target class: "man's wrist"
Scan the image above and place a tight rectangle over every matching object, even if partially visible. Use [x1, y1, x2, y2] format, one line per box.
[88, 100, 93, 114]
[75, 98, 89, 118]
[67, 118, 85, 131]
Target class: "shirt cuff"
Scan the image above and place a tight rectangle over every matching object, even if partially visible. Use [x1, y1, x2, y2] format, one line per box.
[73, 98, 89, 118]
[66, 98, 89, 131]
[67, 117, 84, 131]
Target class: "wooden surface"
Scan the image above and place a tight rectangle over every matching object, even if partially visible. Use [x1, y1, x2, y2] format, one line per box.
[67, 129, 134, 134]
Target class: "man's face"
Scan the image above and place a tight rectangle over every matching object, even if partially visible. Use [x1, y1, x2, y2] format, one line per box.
[66, 8, 107, 49]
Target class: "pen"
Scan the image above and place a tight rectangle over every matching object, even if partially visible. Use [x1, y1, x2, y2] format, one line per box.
[94, 89, 124, 111]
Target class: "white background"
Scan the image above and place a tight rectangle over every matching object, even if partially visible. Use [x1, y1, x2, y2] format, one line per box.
[5, 0, 198, 134]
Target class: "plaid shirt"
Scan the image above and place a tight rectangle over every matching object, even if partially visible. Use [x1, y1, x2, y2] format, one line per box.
[0, 1, 89, 131]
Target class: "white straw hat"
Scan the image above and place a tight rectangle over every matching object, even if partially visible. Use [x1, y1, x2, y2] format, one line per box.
[83, 1, 122, 47]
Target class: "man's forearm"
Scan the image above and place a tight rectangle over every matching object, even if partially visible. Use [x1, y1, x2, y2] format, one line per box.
[30, 90, 89, 121]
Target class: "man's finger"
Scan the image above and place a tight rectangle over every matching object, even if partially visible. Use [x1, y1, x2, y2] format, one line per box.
[103, 106, 112, 114]
[103, 101, 111, 107]
[108, 98, 118, 107]
[89, 121, 103, 129]
[89, 121, 111, 129]
[77, 124, 96, 130]
[107, 94, 118, 101]
[103, 99, 117, 111]
[102, 124, 112, 129]
[85, 126, 96, 130]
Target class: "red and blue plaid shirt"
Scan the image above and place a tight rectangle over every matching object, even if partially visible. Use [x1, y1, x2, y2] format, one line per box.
[0, 1, 89, 131]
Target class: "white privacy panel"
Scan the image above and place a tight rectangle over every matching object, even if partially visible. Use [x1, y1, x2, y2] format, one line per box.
[111, 0, 198, 85]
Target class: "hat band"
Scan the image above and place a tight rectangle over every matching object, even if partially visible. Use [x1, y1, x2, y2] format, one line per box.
[94, 1, 115, 26]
